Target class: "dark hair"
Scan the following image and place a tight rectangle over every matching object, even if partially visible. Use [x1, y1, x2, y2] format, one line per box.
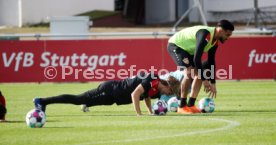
[0, 104, 6, 120]
[217, 20, 234, 31]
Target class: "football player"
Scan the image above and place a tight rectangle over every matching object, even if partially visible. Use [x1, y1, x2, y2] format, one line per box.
[33, 73, 180, 116]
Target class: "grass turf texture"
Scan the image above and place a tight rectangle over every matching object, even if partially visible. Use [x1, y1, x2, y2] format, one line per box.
[0, 81, 275, 145]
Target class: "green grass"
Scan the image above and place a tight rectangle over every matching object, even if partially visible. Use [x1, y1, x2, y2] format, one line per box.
[0, 81, 276, 145]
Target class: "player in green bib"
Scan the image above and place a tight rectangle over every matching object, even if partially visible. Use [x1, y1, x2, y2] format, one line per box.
[167, 20, 234, 114]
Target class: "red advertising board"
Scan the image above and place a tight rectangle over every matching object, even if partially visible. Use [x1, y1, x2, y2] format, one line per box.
[216, 37, 276, 79]
[0, 38, 275, 82]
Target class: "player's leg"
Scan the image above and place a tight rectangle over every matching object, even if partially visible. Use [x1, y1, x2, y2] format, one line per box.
[188, 61, 212, 113]
[180, 66, 193, 102]
[177, 66, 194, 114]
[33, 92, 91, 112]
[167, 43, 193, 114]
[187, 74, 202, 113]
[33, 81, 115, 112]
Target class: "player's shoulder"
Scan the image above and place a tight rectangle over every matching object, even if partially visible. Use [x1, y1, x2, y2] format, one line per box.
[197, 29, 210, 36]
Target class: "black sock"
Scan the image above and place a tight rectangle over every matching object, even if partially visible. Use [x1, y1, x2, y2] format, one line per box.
[188, 98, 196, 107]
[179, 98, 187, 108]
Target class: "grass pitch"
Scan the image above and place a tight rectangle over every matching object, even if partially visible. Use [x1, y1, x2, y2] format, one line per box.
[0, 81, 275, 145]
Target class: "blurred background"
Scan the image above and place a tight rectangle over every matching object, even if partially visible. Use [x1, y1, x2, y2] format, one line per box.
[0, 0, 275, 82]
[1, 0, 276, 29]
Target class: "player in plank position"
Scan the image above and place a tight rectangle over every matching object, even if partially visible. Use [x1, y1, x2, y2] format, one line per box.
[33, 73, 180, 116]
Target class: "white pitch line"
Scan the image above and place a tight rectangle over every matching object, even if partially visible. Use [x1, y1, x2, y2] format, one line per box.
[77, 118, 240, 145]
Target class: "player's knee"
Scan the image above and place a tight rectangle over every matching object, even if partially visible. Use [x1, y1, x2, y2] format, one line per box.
[184, 68, 193, 78]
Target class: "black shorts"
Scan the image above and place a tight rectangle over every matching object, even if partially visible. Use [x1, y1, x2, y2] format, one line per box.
[85, 81, 116, 107]
[167, 43, 195, 69]
[85, 81, 133, 107]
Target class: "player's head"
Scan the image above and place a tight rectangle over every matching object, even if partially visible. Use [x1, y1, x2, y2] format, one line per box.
[159, 76, 180, 96]
[216, 20, 234, 43]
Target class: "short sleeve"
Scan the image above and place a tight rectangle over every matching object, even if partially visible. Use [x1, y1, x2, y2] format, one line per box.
[141, 74, 159, 97]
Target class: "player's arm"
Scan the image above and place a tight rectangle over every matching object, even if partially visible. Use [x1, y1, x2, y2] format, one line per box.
[131, 84, 145, 116]
[207, 46, 218, 98]
[144, 97, 152, 115]
[208, 45, 218, 84]
[194, 29, 210, 77]
[194, 29, 214, 94]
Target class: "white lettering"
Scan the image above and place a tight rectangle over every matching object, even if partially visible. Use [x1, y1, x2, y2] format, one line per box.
[88, 56, 98, 70]
[23, 53, 34, 67]
[40, 52, 51, 67]
[40, 52, 127, 69]
[248, 49, 256, 67]
[59, 56, 70, 66]
[2, 52, 16, 67]
[248, 49, 276, 67]
[216, 69, 228, 79]
[118, 52, 127, 66]
[255, 54, 263, 63]
[80, 53, 88, 67]
[83, 69, 94, 79]
[74, 68, 82, 79]
[203, 65, 215, 80]
[71, 53, 79, 67]
[62, 66, 73, 79]
[264, 54, 272, 63]
[51, 53, 59, 67]
[109, 55, 118, 65]
[228, 65, 233, 79]
[272, 54, 276, 63]
[15, 52, 23, 71]
[95, 69, 104, 79]
[99, 55, 109, 66]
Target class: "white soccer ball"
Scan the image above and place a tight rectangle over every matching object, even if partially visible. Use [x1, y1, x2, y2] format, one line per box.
[26, 109, 46, 128]
[198, 97, 215, 113]
[167, 97, 179, 112]
[152, 100, 168, 115]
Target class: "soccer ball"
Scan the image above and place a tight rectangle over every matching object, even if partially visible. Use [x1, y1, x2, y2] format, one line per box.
[167, 97, 179, 112]
[198, 97, 215, 113]
[26, 109, 46, 128]
[152, 100, 168, 115]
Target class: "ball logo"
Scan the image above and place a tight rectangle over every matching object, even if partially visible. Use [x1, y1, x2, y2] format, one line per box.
[182, 58, 190, 65]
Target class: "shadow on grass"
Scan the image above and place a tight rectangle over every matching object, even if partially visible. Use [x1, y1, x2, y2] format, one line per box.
[47, 110, 136, 117]
[0, 120, 25, 123]
[41, 109, 276, 118]
[218, 110, 276, 113]
[48, 114, 135, 117]
[44, 126, 74, 128]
